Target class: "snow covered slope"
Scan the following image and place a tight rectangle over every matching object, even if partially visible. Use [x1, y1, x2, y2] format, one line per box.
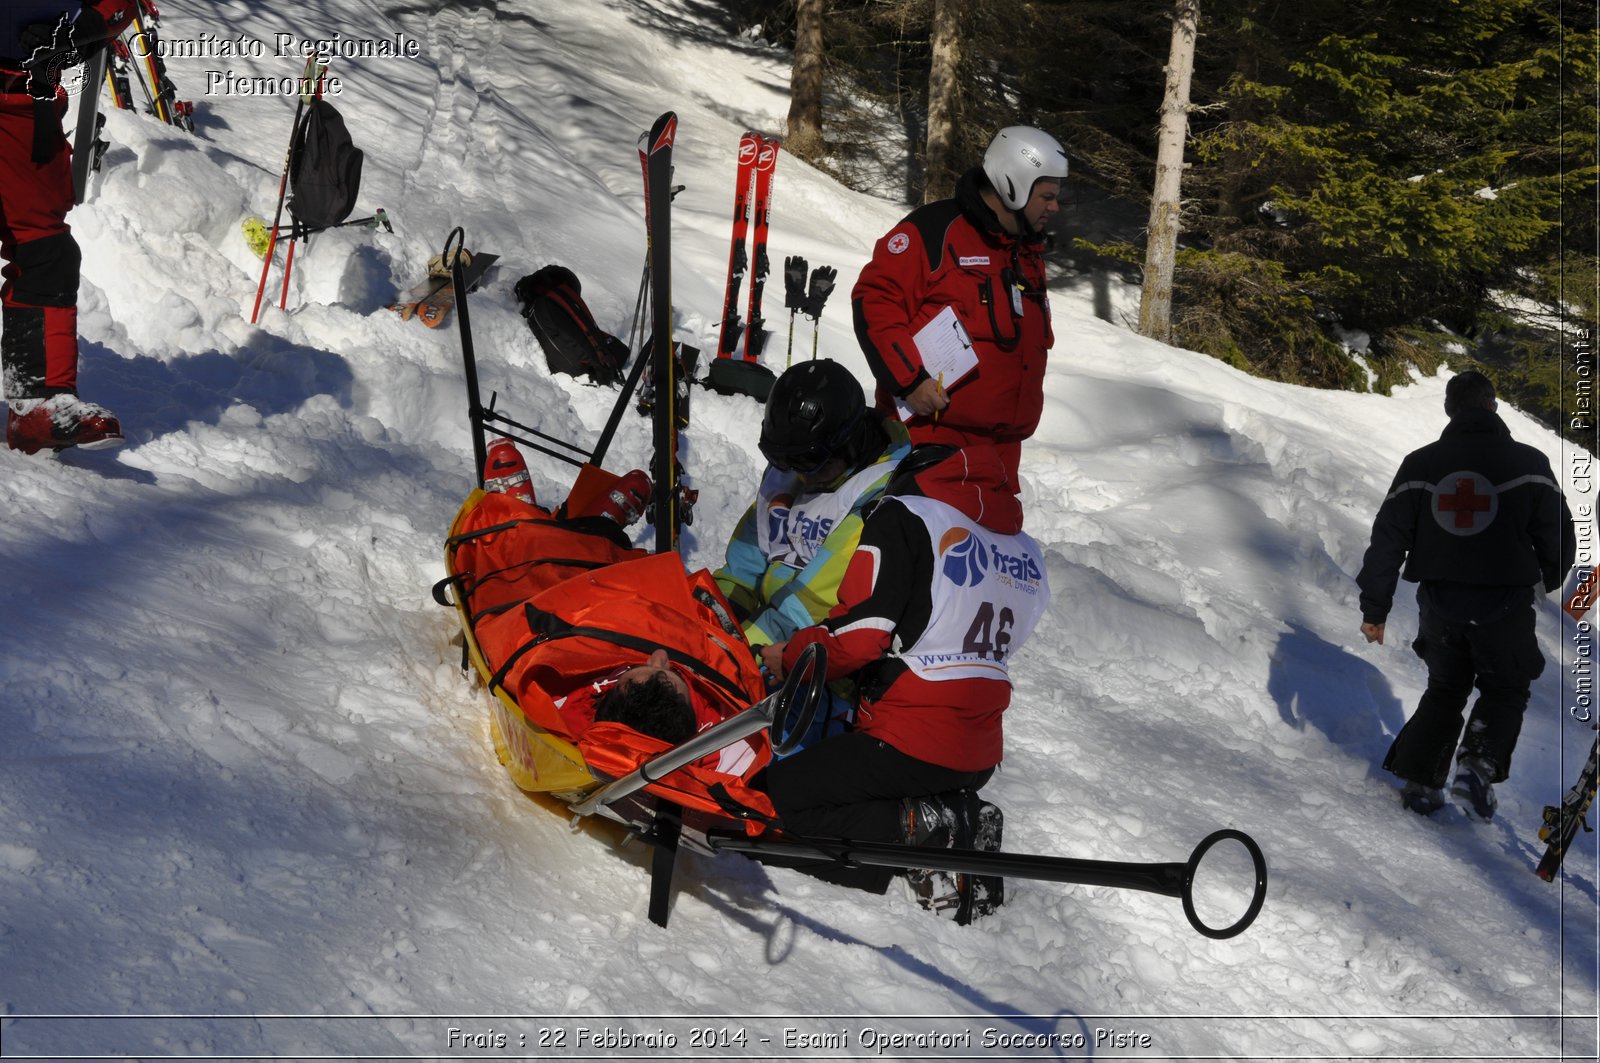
[1, 0, 1595, 1059]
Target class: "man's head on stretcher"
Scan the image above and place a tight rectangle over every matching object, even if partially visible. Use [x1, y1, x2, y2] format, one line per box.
[592, 648, 696, 744]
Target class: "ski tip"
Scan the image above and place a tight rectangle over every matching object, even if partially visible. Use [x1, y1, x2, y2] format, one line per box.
[648, 112, 678, 153]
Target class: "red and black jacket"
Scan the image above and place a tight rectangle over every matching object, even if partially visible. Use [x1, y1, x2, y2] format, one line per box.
[852, 167, 1052, 447]
[3, 2, 134, 79]
[3, 2, 134, 161]
[780, 444, 1050, 772]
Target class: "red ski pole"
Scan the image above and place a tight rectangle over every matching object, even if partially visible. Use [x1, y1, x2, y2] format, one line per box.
[250, 56, 325, 323]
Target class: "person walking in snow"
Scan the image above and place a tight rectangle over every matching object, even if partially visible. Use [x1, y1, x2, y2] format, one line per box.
[1, 1, 134, 454]
[757, 443, 1051, 921]
[852, 126, 1067, 494]
[1357, 371, 1575, 819]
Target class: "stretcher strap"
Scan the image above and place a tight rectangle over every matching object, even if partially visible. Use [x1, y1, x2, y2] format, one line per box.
[523, 604, 752, 706]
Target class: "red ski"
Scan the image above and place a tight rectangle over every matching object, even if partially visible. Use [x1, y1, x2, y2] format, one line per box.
[716, 132, 761, 359]
[742, 136, 781, 361]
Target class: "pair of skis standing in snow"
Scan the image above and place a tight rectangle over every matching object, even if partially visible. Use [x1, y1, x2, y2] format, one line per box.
[707, 131, 837, 401]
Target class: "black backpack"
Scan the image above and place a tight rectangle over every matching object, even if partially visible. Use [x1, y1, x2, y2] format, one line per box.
[514, 265, 629, 385]
[289, 99, 364, 232]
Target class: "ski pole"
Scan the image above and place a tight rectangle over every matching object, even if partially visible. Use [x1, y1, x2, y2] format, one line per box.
[783, 255, 807, 369]
[585, 254, 652, 470]
[805, 264, 836, 361]
[249, 108, 301, 323]
[591, 309, 653, 469]
[276, 62, 330, 312]
[276, 222, 298, 310]
[294, 209, 392, 238]
[250, 55, 324, 323]
[442, 226, 488, 483]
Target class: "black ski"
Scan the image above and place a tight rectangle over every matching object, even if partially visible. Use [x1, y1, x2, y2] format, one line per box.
[105, 38, 135, 111]
[1536, 729, 1599, 881]
[126, 0, 193, 131]
[642, 111, 680, 553]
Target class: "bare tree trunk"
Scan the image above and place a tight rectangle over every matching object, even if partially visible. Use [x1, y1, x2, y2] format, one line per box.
[1138, 0, 1200, 344]
[922, 0, 962, 203]
[786, 0, 826, 161]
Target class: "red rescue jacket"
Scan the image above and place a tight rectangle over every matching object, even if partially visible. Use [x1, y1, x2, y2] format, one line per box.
[852, 168, 1052, 450]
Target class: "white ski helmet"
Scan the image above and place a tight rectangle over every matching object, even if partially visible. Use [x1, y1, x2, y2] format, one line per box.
[982, 126, 1069, 211]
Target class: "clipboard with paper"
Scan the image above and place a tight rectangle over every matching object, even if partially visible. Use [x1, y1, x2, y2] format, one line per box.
[895, 305, 979, 421]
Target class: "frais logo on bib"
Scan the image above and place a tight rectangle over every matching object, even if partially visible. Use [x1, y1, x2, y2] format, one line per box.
[939, 528, 989, 587]
[765, 494, 794, 547]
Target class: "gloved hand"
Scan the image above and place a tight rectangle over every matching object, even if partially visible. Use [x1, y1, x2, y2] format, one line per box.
[805, 265, 837, 319]
[784, 255, 809, 310]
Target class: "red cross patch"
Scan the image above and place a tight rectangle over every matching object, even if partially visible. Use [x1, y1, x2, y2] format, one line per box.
[1432, 470, 1497, 536]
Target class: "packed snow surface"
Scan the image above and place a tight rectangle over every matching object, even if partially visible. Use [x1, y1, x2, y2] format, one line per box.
[1, 1, 1596, 1060]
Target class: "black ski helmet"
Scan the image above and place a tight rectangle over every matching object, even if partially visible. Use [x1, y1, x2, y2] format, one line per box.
[760, 359, 867, 474]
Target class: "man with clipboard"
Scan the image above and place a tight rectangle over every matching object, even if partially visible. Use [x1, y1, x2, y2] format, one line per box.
[853, 126, 1067, 491]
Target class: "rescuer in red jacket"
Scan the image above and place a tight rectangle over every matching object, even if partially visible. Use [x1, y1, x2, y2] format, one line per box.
[1, 1, 134, 453]
[758, 443, 1052, 919]
[853, 127, 1068, 493]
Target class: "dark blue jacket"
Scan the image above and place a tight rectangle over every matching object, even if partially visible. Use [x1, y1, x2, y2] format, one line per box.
[1357, 408, 1575, 624]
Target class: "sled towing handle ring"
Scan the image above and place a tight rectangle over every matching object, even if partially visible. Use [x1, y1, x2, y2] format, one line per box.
[1176, 828, 1268, 939]
[441, 226, 467, 272]
[768, 643, 826, 757]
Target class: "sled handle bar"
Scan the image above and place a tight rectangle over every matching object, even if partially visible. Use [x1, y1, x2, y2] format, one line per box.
[1177, 829, 1268, 939]
[567, 645, 827, 819]
[710, 826, 1268, 939]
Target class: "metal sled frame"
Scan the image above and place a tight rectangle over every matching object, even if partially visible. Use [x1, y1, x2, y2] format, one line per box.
[444, 226, 653, 491]
[561, 646, 1268, 938]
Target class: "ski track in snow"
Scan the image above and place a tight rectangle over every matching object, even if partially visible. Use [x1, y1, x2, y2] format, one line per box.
[0, 0, 1594, 1059]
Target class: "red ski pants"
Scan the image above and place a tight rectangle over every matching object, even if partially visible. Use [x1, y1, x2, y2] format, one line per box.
[0, 84, 81, 400]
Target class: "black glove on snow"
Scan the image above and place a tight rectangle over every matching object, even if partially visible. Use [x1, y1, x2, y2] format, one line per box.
[805, 265, 837, 319]
[784, 255, 809, 310]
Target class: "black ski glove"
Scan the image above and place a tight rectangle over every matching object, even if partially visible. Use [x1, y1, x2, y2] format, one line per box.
[784, 255, 809, 310]
[805, 265, 837, 319]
